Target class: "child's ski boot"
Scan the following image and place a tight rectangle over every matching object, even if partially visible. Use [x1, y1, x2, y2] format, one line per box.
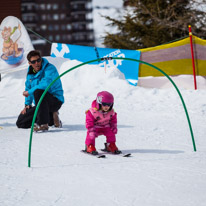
[86, 144, 98, 155]
[104, 142, 122, 154]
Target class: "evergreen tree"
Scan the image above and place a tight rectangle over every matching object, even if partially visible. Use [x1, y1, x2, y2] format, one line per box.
[103, 0, 206, 49]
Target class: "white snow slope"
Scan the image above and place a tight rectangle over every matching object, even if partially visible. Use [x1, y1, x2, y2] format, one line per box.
[0, 57, 206, 206]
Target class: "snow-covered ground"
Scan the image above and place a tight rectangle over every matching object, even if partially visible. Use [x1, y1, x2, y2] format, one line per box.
[0, 56, 206, 206]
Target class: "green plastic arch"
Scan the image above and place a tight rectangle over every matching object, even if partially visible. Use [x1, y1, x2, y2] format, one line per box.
[28, 57, 196, 167]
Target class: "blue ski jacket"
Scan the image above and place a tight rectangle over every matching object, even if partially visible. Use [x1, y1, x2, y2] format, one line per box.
[25, 58, 64, 106]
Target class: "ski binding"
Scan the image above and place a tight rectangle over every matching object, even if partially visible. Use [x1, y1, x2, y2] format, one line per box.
[81, 150, 106, 158]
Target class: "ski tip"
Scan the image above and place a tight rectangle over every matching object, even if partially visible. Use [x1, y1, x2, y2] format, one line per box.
[98, 155, 106, 158]
[123, 153, 131, 157]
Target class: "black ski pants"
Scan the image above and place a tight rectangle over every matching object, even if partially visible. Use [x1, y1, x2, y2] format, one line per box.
[16, 89, 62, 128]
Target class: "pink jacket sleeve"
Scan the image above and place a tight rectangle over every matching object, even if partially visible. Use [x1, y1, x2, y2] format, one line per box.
[111, 112, 117, 126]
[110, 112, 117, 134]
[85, 110, 97, 138]
[85, 110, 95, 130]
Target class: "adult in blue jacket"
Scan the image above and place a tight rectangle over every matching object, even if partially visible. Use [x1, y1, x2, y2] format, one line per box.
[16, 50, 64, 131]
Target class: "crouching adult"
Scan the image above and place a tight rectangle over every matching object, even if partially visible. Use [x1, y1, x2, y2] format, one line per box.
[16, 50, 64, 132]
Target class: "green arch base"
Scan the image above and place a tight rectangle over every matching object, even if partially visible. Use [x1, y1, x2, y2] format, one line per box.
[28, 57, 196, 167]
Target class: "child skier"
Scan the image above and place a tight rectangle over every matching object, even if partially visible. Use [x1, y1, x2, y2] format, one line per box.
[85, 91, 121, 155]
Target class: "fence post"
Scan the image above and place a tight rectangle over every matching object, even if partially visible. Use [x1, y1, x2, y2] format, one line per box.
[188, 25, 197, 90]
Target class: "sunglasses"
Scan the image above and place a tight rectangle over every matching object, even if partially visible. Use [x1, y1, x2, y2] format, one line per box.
[102, 102, 112, 107]
[30, 58, 42, 64]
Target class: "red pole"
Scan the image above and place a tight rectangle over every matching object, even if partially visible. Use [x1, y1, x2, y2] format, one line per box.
[188, 25, 197, 90]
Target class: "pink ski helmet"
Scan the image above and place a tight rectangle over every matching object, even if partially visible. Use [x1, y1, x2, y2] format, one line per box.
[96, 91, 114, 110]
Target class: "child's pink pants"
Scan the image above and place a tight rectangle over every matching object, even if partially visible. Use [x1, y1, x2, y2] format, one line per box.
[85, 127, 116, 146]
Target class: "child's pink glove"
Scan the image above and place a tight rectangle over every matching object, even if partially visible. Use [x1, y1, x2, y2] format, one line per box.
[111, 127, 118, 134]
[88, 128, 97, 139]
[89, 131, 97, 139]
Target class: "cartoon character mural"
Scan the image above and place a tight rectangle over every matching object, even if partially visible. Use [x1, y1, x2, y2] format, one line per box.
[0, 16, 34, 72]
[1, 23, 24, 65]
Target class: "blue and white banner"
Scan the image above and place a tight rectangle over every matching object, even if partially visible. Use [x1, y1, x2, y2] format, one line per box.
[51, 43, 141, 86]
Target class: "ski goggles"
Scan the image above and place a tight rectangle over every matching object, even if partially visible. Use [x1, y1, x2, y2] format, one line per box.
[30, 58, 42, 64]
[102, 102, 112, 107]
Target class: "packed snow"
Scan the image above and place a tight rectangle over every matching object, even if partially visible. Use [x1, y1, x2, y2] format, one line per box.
[0, 56, 206, 206]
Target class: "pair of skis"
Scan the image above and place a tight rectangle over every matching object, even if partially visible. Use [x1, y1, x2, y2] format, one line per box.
[81, 149, 131, 158]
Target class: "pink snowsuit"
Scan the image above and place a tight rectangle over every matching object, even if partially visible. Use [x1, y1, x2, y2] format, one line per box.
[85, 100, 117, 146]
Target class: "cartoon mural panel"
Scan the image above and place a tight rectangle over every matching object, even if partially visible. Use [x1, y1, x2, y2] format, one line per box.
[0, 16, 34, 72]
